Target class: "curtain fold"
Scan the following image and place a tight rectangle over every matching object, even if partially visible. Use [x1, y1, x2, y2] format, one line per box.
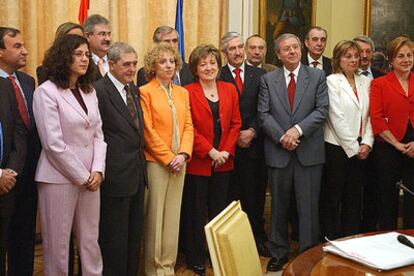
[0, 0, 228, 81]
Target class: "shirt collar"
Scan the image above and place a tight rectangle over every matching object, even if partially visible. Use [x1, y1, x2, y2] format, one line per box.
[283, 63, 301, 78]
[107, 72, 127, 93]
[227, 62, 245, 73]
[245, 60, 262, 68]
[91, 53, 108, 65]
[0, 69, 17, 79]
[307, 53, 323, 65]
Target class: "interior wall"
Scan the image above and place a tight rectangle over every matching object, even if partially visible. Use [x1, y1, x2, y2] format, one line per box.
[249, 0, 366, 57]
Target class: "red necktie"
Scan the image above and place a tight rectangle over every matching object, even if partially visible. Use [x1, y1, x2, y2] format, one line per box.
[7, 76, 30, 128]
[233, 68, 243, 94]
[311, 61, 319, 68]
[288, 72, 296, 111]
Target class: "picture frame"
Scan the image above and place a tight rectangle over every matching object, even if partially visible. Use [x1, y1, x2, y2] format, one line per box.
[364, 0, 414, 52]
[259, 0, 316, 64]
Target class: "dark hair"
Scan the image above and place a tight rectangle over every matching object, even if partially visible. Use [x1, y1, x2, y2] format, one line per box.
[0, 27, 20, 49]
[304, 26, 328, 41]
[43, 34, 94, 92]
[188, 44, 222, 80]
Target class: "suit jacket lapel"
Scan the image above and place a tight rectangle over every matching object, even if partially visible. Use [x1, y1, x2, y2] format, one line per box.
[221, 65, 241, 94]
[104, 76, 138, 130]
[273, 69, 291, 114]
[292, 65, 310, 114]
[193, 82, 212, 115]
[61, 88, 90, 122]
[341, 74, 361, 109]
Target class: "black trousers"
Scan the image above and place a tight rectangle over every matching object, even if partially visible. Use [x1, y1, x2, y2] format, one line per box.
[181, 172, 230, 266]
[7, 176, 37, 276]
[0, 189, 15, 276]
[375, 140, 414, 230]
[229, 152, 267, 242]
[320, 143, 366, 240]
[99, 183, 145, 276]
[360, 152, 379, 233]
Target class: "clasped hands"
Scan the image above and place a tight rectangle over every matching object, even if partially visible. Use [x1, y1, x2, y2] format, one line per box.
[0, 168, 17, 195]
[84, 171, 103, 191]
[280, 127, 301, 151]
[394, 141, 414, 158]
[168, 153, 187, 174]
[208, 148, 230, 168]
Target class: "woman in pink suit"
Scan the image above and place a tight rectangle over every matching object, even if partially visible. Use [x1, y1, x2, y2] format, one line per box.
[181, 44, 241, 275]
[33, 34, 106, 276]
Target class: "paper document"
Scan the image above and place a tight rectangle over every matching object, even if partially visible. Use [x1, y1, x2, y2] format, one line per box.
[323, 232, 414, 271]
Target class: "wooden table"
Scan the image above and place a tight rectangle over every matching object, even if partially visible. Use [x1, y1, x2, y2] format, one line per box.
[283, 230, 414, 276]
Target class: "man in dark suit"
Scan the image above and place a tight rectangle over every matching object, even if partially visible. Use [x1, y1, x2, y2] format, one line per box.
[84, 14, 111, 80]
[95, 42, 146, 276]
[218, 31, 269, 257]
[353, 35, 385, 233]
[301, 26, 332, 75]
[0, 27, 40, 276]
[259, 33, 328, 271]
[0, 77, 27, 276]
[245, 34, 277, 72]
[136, 26, 193, 87]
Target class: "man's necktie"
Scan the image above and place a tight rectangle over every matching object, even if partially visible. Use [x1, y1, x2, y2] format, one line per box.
[362, 71, 369, 76]
[233, 68, 243, 94]
[311, 61, 319, 68]
[125, 85, 140, 128]
[7, 76, 30, 128]
[98, 58, 106, 76]
[288, 72, 296, 111]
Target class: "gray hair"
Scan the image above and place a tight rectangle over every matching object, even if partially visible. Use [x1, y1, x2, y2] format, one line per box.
[152, 26, 179, 43]
[353, 35, 375, 51]
[220, 31, 244, 52]
[108, 42, 136, 62]
[274, 33, 301, 53]
[83, 14, 110, 34]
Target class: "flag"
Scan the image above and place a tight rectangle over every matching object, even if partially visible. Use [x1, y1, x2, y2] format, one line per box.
[175, 0, 185, 60]
[78, 0, 90, 25]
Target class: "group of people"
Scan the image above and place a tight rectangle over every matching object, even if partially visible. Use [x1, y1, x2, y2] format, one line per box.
[0, 12, 413, 276]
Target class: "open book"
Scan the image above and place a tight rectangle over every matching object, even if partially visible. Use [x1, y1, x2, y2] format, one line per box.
[323, 232, 414, 271]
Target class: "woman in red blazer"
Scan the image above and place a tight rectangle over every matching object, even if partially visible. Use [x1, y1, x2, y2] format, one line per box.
[181, 44, 241, 275]
[370, 36, 414, 230]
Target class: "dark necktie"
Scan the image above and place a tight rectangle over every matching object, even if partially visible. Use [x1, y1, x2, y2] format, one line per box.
[362, 71, 369, 76]
[288, 72, 296, 111]
[233, 68, 243, 94]
[311, 61, 319, 68]
[125, 85, 140, 128]
[7, 76, 30, 128]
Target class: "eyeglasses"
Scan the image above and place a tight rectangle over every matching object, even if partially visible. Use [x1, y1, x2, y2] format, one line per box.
[72, 51, 91, 58]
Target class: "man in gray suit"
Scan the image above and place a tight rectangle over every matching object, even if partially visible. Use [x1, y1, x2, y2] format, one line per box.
[258, 33, 329, 272]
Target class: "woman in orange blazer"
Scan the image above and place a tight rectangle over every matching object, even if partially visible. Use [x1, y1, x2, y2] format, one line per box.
[370, 36, 414, 231]
[181, 44, 241, 275]
[139, 42, 193, 276]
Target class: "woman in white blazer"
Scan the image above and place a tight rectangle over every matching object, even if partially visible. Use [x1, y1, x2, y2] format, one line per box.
[33, 35, 106, 276]
[320, 40, 374, 240]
